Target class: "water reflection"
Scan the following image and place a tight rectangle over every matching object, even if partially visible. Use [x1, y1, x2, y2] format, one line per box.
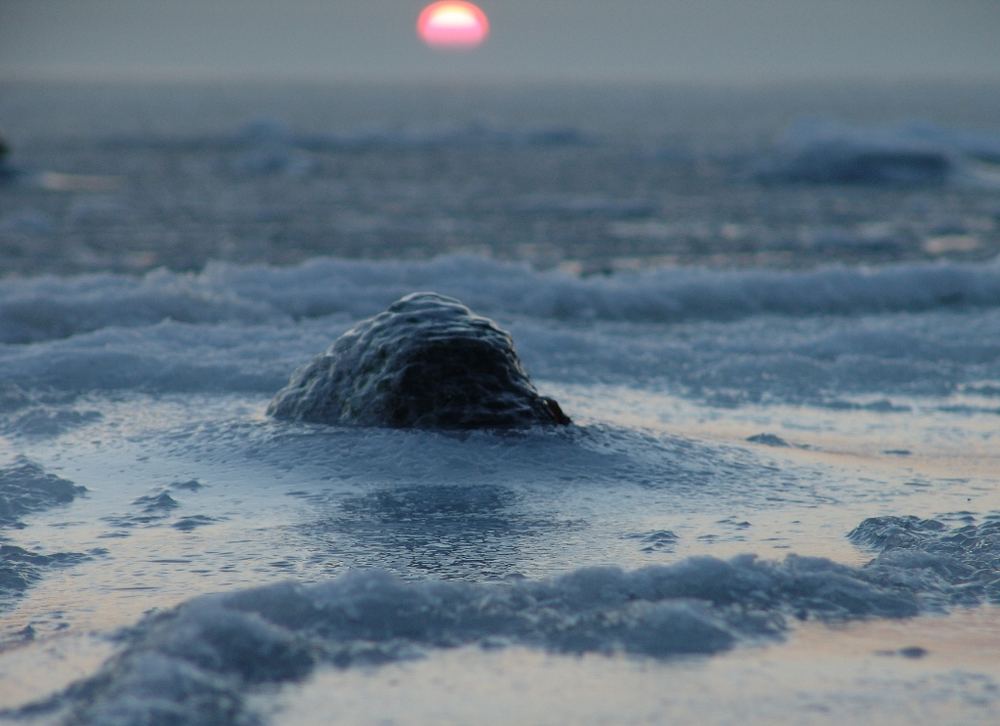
[297, 483, 581, 581]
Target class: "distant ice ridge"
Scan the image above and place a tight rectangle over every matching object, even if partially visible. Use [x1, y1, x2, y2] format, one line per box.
[756, 119, 1000, 186]
[3, 255, 1000, 346]
[18, 516, 998, 725]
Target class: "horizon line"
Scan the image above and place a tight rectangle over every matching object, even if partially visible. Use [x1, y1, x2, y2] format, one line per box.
[3, 66, 1000, 88]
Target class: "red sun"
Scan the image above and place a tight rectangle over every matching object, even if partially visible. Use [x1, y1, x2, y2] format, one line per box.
[417, 2, 490, 50]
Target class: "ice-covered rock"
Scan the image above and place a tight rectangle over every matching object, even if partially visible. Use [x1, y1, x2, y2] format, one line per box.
[268, 292, 570, 429]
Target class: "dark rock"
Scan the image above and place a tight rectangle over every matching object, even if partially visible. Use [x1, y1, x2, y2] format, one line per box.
[268, 292, 570, 429]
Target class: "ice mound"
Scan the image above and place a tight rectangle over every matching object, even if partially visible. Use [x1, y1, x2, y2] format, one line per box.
[0, 457, 86, 529]
[756, 119, 1000, 186]
[268, 292, 570, 429]
[29, 512, 1000, 725]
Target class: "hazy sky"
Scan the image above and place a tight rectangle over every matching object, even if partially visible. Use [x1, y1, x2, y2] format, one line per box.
[2, 0, 999, 83]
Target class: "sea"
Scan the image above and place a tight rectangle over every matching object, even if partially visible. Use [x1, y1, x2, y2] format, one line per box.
[0, 80, 999, 725]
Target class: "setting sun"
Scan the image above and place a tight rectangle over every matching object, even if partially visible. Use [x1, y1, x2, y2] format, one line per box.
[417, 1, 490, 50]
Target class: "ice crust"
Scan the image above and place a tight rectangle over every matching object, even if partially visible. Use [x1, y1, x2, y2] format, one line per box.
[20, 516, 997, 725]
[268, 292, 569, 429]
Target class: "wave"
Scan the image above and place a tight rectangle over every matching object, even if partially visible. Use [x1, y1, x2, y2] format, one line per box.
[0, 268, 282, 344]
[101, 118, 592, 154]
[755, 119, 1000, 187]
[2, 256, 998, 402]
[3, 255, 1000, 346]
[15, 515, 998, 725]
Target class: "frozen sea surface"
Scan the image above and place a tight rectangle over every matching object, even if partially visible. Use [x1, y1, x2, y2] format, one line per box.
[0, 255, 997, 724]
[1, 82, 999, 724]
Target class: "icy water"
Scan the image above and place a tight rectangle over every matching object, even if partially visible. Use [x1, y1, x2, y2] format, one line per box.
[1, 82, 999, 724]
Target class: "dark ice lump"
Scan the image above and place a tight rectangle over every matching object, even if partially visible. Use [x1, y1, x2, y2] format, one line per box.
[268, 292, 570, 429]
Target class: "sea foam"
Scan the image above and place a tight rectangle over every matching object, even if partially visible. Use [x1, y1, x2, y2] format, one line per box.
[2, 256, 999, 405]
[3, 255, 1000, 346]
[18, 515, 997, 725]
